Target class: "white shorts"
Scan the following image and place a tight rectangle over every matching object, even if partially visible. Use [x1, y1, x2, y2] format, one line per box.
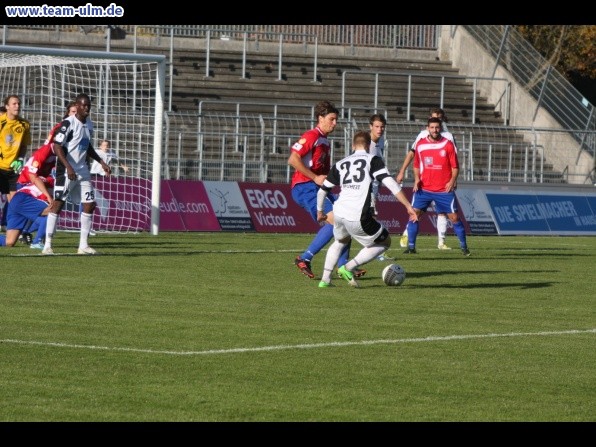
[54, 176, 95, 205]
[333, 214, 385, 248]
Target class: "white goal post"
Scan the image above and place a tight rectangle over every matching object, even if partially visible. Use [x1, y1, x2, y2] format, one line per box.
[0, 44, 165, 235]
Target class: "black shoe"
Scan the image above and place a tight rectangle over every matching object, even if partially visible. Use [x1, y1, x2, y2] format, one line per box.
[294, 256, 315, 279]
[403, 248, 417, 254]
[462, 248, 471, 257]
[19, 233, 33, 245]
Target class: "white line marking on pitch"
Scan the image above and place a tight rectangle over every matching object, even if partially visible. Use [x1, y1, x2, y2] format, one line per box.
[2, 329, 594, 356]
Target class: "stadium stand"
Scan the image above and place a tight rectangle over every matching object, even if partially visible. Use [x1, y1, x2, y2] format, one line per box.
[1, 25, 592, 185]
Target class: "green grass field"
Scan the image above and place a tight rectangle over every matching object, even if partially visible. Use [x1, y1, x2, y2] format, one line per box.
[1, 232, 594, 422]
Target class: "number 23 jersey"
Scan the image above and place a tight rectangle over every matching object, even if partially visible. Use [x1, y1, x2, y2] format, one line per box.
[324, 149, 392, 221]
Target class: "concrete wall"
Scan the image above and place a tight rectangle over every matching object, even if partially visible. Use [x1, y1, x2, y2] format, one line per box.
[439, 25, 593, 184]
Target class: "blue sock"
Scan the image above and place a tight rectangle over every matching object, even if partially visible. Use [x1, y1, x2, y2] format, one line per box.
[301, 223, 334, 261]
[0, 234, 5, 246]
[453, 220, 467, 248]
[407, 220, 419, 248]
[32, 217, 47, 244]
[28, 219, 39, 235]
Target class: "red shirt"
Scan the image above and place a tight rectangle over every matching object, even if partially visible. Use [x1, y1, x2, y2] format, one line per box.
[17, 180, 54, 202]
[413, 135, 458, 193]
[290, 127, 332, 188]
[18, 122, 59, 185]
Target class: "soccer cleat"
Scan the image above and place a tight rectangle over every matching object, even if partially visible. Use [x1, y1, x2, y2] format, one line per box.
[437, 243, 452, 250]
[338, 265, 359, 288]
[377, 253, 396, 261]
[462, 248, 471, 257]
[354, 268, 367, 278]
[399, 234, 408, 248]
[30, 242, 44, 250]
[318, 281, 335, 288]
[294, 256, 314, 279]
[77, 246, 98, 255]
[89, 229, 97, 237]
[19, 233, 33, 245]
[403, 248, 417, 254]
[41, 247, 54, 255]
[337, 267, 366, 278]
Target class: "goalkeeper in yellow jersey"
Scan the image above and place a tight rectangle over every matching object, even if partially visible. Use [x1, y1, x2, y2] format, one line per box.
[0, 95, 31, 231]
[0, 95, 31, 197]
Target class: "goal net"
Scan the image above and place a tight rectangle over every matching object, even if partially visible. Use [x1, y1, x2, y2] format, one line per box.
[0, 45, 165, 235]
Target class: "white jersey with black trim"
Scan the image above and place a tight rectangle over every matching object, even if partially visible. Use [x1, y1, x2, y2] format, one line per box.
[369, 135, 385, 159]
[53, 115, 93, 175]
[319, 148, 398, 221]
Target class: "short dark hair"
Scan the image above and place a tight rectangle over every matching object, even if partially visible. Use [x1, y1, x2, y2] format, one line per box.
[427, 116, 442, 127]
[429, 107, 447, 122]
[353, 130, 371, 148]
[314, 100, 338, 119]
[369, 113, 386, 125]
[76, 93, 91, 103]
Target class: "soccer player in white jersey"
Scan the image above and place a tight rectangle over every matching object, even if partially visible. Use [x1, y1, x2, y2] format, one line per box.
[42, 93, 110, 255]
[396, 107, 458, 250]
[316, 131, 417, 288]
[368, 113, 386, 216]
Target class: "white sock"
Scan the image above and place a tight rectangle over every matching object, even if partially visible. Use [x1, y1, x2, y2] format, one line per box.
[345, 245, 386, 270]
[45, 212, 58, 248]
[322, 240, 346, 283]
[437, 214, 447, 244]
[79, 212, 93, 249]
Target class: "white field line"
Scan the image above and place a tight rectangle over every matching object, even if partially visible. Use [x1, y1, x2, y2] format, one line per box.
[1, 329, 594, 357]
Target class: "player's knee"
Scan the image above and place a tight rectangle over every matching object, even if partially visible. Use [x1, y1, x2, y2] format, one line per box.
[374, 228, 390, 246]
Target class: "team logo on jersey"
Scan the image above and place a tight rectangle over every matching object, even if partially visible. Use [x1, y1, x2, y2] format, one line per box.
[5, 135, 14, 144]
[33, 160, 40, 168]
[15, 127, 23, 134]
[292, 142, 304, 150]
[54, 132, 65, 143]
[440, 150, 446, 157]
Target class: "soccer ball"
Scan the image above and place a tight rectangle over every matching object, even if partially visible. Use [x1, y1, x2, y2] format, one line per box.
[382, 263, 406, 286]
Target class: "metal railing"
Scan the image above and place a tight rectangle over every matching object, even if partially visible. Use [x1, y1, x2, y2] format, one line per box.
[2, 24, 593, 183]
[162, 111, 596, 185]
[463, 25, 596, 160]
[3, 25, 439, 50]
[340, 69, 511, 124]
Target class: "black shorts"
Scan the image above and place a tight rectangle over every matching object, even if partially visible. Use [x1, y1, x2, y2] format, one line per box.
[0, 168, 18, 194]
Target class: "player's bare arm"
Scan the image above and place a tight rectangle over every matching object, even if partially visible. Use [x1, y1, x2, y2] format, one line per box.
[287, 151, 325, 185]
[53, 143, 76, 180]
[396, 150, 415, 183]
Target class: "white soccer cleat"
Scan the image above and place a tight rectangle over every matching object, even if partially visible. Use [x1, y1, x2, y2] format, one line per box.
[77, 246, 98, 255]
[437, 243, 452, 250]
[41, 247, 54, 255]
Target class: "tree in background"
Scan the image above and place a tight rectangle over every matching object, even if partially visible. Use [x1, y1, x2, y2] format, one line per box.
[516, 25, 596, 104]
